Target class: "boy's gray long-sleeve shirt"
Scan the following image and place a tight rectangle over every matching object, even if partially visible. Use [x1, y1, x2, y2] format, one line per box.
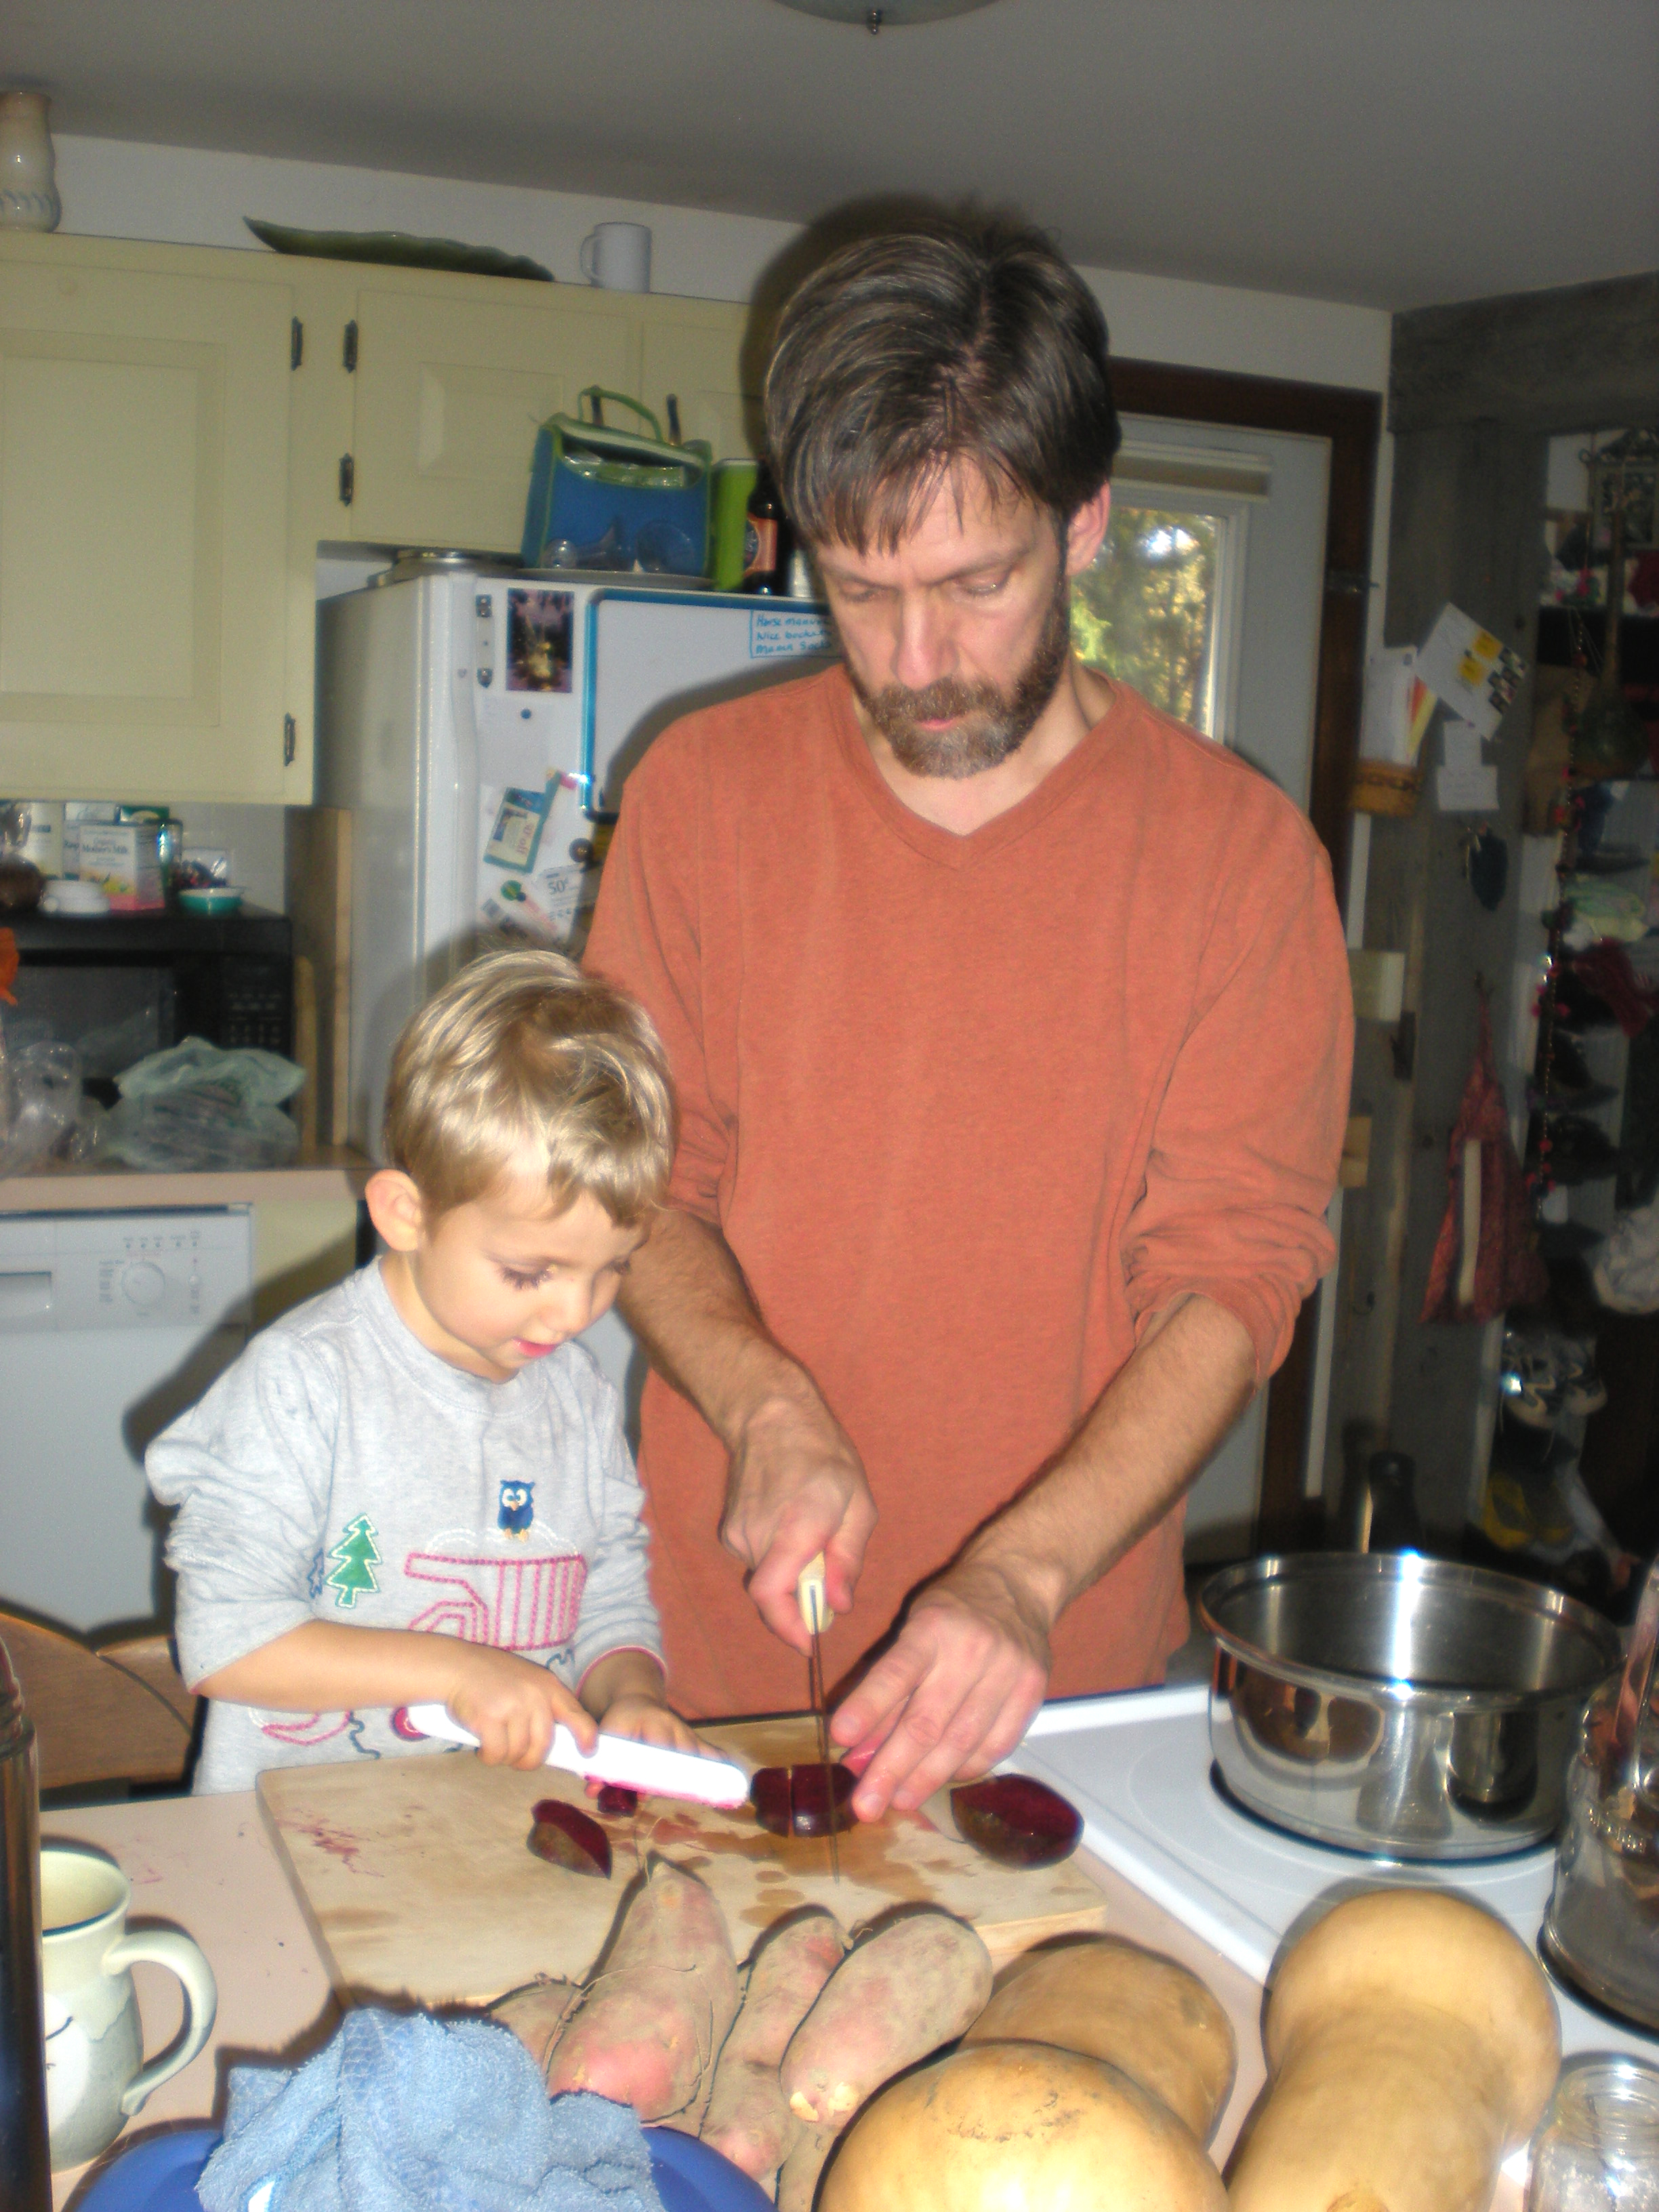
[148, 1262, 661, 1795]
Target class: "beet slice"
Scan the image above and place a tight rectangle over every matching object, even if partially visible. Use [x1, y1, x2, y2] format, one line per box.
[951, 1775, 1082, 1868]
[750, 1763, 859, 1839]
[596, 1784, 639, 1818]
[528, 1797, 612, 1879]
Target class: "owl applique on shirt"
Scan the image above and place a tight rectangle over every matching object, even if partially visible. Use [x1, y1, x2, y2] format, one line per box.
[497, 1478, 535, 1539]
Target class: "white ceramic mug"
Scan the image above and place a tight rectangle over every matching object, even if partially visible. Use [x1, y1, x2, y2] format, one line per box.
[579, 221, 651, 293]
[40, 1843, 218, 2170]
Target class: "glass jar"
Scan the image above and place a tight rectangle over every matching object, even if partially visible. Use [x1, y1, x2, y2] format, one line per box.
[1526, 2057, 1659, 2212]
[0, 91, 60, 232]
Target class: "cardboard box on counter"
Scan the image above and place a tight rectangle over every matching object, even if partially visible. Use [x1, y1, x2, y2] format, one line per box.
[73, 821, 165, 911]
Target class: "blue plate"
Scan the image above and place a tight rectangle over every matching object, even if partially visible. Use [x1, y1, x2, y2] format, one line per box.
[77, 2123, 772, 2212]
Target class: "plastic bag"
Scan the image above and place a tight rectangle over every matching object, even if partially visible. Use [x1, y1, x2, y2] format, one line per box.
[103, 1037, 304, 1170]
[0, 1036, 84, 1175]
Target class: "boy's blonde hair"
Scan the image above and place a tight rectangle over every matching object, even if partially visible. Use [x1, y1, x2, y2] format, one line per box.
[382, 950, 675, 1225]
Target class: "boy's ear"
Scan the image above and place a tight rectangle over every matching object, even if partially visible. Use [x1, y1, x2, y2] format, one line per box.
[365, 1168, 427, 1254]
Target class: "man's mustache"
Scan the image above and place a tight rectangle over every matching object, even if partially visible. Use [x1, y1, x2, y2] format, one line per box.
[869, 676, 1001, 725]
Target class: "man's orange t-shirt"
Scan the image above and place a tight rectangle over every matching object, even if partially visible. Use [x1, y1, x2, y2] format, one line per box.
[586, 666, 1352, 1719]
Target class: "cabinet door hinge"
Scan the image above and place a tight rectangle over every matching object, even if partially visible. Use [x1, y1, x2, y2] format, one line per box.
[338, 454, 355, 506]
[283, 714, 298, 767]
[343, 320, 359, 373]
[290, 316, 304, 370]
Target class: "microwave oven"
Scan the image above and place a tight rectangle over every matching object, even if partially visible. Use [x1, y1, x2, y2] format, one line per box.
[3, 905, 293, 1086]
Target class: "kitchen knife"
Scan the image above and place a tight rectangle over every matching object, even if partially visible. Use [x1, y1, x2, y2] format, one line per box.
[401, 1704, 750, 1808]
[797, 1551, 840, 1881]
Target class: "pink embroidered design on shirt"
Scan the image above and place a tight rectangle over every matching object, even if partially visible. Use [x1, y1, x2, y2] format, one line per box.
[258, 1711, 354, 1746]
[403, 1549, 588, 1651]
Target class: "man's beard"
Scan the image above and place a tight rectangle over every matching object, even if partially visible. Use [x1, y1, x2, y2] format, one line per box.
[850, 573, 1073, 781]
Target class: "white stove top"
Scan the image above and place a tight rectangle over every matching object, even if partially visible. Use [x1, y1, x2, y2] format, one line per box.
[1015, 1681, 1656, 2069]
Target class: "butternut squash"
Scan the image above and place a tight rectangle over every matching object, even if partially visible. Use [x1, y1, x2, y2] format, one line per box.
[819, 2040, 1227, 2211]
[1227, 1888, 1559, 2212]
[963, 1934, 1235, 2142]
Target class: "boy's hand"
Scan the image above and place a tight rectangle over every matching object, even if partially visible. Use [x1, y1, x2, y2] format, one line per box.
[444, 1644, 598, 1771]
[595, 1690, 708, 1759]
[579, 1648, 716, 1769]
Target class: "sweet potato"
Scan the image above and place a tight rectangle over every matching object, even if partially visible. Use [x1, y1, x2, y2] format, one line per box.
[702, 1910, 848, 2182]
[781, 1908, 994, 2129]
[546, 1856, 741, 2122]
[777, 2120, 840, 2212]
[487, 1975, 581, 2081]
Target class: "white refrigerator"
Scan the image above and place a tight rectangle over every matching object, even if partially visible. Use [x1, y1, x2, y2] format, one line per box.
[314, 567, 835, 1408]
[316, 567, 835, 1155]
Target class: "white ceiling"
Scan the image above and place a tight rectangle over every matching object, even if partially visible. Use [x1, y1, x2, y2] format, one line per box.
[4, 0, 1656, 311]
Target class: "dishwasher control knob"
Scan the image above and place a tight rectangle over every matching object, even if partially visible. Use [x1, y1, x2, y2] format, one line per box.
[121, 1260, 167, 1310]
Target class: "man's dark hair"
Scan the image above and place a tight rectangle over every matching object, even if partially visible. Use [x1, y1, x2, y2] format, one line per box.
[764, 210, 1121, 554]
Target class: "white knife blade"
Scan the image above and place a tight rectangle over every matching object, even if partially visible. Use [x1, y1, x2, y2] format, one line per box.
[401, 1704, 750, 1807]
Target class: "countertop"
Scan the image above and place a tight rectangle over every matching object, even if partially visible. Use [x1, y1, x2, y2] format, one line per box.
[41, 1765, 1525, 2212]
[0, 1146, 373, 1214]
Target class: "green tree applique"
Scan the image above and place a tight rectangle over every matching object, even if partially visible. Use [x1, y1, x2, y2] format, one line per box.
[325, 1515, 382, 1608]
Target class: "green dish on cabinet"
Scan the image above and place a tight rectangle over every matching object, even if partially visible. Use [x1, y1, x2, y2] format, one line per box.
[245, 218, 554, 283]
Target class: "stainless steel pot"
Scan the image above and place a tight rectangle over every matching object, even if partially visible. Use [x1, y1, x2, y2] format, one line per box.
[1200, 1553, 1623, 1860]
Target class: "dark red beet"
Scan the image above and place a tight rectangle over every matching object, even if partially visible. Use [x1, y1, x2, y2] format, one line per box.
[596, 1784, 639, 1818]
[528, 1797, 611, 1879]
[750, 1763, 858, 1839]
[749, 1766, 793, 1835]
[951, 1775, 1081, 1868]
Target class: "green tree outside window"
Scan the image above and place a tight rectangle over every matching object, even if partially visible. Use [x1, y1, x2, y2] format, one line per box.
[1071, 506, 1220, 732]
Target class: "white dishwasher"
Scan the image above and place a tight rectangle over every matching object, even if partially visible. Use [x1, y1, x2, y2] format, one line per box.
[0, 1209, 253, 1634]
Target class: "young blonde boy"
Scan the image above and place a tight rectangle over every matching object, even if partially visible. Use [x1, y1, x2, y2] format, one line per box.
[149, 949, 702, 1793]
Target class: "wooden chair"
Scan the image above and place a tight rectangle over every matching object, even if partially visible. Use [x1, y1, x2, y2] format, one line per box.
[0, 1610, 198, 1793]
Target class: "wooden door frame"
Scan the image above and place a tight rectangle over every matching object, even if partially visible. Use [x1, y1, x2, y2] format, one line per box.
[1109, 358, 1382, 1550]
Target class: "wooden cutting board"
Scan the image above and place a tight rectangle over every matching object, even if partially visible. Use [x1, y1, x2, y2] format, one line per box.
[258, 1716, 1109, 2007]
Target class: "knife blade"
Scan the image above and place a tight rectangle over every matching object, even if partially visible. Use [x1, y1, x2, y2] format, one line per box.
[401, 1704, 749, 1807]
[797, 1551, 839, 1882]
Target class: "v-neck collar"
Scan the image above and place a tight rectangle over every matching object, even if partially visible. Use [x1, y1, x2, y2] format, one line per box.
[825, 665, 1130, 870]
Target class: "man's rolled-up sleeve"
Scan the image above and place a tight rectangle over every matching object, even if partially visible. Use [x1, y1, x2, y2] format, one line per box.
[1123, 806, 1353, 1385]
[585, 733, 729, 1223]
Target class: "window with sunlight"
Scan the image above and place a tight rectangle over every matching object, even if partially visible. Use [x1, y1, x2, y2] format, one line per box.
[1071, 504, 1223, 735]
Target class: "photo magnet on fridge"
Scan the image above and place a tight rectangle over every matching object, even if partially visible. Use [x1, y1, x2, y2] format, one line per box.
[483, 785, 552, 872]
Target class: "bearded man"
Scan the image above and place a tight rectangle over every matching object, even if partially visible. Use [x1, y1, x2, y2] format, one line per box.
[585, 212, 1353, 1819]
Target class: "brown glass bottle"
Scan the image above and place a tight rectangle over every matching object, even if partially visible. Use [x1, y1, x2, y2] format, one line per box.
[741, 464, 792, 595]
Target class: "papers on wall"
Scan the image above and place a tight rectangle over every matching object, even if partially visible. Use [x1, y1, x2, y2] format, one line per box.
[1360, 647, 1437, 764]
[1435, 717, 1500, 812]
[1416, 605, 1528, 742]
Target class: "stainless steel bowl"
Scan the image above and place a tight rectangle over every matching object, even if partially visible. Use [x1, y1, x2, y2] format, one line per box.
[1199, 1553, 1624, 1860]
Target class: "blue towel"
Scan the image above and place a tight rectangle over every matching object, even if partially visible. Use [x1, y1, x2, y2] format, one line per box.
[196, 2008, 664, 2212]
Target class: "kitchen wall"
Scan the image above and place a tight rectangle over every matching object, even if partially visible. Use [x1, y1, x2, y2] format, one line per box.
[56, 134, 1393, 391]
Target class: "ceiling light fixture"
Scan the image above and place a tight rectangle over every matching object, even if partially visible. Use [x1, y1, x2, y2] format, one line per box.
[771, 0, 1000, 30]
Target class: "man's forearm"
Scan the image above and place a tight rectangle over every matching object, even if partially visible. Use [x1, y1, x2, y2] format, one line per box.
[619, 1205, 878, 1636]
[961, 1293, 1258, 1629]
[619, 1206, 816, 1448]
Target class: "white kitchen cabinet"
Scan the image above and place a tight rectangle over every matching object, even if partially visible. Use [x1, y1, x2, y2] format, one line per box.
[340, 283, 643, 554]
[0, 234, 761, 804]
[0, 238, 296, 801]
